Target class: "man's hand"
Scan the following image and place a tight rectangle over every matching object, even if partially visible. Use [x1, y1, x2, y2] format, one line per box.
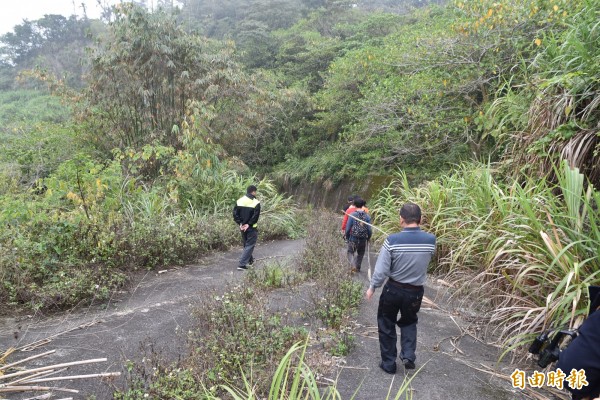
[240, 224, 249, 231]
[365, 287, 375, 300]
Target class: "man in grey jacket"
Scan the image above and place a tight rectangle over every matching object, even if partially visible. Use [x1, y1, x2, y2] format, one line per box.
[366, 203, 436, 373]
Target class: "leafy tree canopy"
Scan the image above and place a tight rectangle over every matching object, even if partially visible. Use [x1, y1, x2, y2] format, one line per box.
[82, 3, 253, 153]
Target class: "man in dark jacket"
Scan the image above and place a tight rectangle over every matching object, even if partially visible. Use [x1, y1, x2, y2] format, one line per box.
[344, 198, 372, 273]
[233, 185, 261, 271]
[557, 286, 600, 400]
[366, 203, 436, 374]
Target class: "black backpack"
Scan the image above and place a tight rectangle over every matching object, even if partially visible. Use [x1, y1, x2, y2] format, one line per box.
[350, 211, 369, 239]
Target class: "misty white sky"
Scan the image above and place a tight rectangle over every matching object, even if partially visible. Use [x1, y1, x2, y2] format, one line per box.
[0, 0, 121, 35]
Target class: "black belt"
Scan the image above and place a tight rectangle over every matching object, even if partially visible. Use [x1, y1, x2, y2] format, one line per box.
[387, 279, 423, 290]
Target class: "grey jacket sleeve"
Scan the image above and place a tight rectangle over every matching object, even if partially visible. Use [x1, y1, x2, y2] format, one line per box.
[370, 240, 391, 290]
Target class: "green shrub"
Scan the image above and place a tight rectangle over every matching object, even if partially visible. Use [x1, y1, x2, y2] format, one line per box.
[329, 330, 356, 357]
[187, 286, 308, 395]
[299, 211, 365, 329]
[313, 279, 363, 330]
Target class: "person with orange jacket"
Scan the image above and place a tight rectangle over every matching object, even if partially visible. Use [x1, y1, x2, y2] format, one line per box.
[342, 195, 369, 237]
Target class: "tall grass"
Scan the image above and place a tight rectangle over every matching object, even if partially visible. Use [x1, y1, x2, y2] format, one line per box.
[371, 161, 600, 348]
[217, 341, 418, 400]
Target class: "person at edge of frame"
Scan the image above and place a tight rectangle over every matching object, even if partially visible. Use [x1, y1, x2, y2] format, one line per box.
[344, 197, 372, 273]
[232, 185, 261, 271]
[365, 202, 436, 374]
[556, 285, 600, 400]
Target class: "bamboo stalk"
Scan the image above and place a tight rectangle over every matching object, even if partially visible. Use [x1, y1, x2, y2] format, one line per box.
[0, 348, 15, 365]
[0, 358, 107, 381]
[0, 385, 78, 394]
[16, 321, 103, 352]
[14, 368, 68, 385]
[6, 369, 57, 386]
[22, 394, 53, 400]
[0, 350, 56, 372]
[19, 339, 53, 353]
[22, 372, 121, 384]
[336, 365, 369, 370]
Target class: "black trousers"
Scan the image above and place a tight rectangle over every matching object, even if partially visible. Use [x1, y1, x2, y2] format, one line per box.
[347, 239, 367, 270]
[377, 282, 424, 372]
[239, 229, 258, 267]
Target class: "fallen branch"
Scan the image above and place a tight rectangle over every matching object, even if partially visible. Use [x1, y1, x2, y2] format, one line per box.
[336, 365, 369, 370]
[0, 349, 15, 365]
[17, 321, 103, 352]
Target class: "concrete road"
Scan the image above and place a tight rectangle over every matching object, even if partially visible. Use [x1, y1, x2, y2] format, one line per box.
[1, 240, 552, 399]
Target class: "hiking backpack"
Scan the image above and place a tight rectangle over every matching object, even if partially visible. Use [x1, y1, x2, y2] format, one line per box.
[350, 211, 369, 239]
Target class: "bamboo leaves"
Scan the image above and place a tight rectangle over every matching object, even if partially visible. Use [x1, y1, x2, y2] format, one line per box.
[83, 3, 250, 153]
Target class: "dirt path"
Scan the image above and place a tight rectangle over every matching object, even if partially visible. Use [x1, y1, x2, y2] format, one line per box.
[1, 240, 539, 399]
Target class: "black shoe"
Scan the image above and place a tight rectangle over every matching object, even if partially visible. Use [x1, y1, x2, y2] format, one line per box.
[237, 265, 248, 271]
[248, 257, 254, 266]
[402, 359, 415, 370]
[379, 362, 396, 374]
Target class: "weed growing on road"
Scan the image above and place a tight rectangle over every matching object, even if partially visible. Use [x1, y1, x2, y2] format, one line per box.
[114, 344, 202, 399]
[247, 260, 303, 289]
[312, 279, 363, 330]
[300, 212, 364, 329]
[115, 340, 419, 399]
[328, 330, 355, 357]
[188, 286, 308, 394]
